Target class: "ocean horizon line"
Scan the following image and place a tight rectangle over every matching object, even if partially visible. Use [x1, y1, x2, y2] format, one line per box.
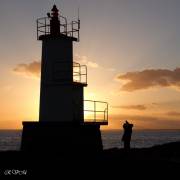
[0, 128, 180, 131]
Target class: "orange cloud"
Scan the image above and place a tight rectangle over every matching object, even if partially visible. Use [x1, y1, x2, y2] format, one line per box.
[112, 104, 147, 110]
[13, 61, 41, 78]
[75, 54, 99, 68]
[117, 68, 180, 91]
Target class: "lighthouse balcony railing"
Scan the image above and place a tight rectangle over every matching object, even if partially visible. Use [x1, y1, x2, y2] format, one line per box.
[37, 16, 80, 41]
[84, 100, 108, 125]
[73, 62, 87, 85]
[53, 61, 87, 85]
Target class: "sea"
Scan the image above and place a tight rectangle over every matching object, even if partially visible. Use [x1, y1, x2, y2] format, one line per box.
[0, 129, 180, 151]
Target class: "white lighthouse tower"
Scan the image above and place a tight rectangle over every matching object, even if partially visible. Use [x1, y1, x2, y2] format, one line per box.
[39, 5, 84, 123]
[21, 5, 108, 153]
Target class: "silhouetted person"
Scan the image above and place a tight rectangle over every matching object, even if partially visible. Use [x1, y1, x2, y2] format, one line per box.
[122, 120, 133, 150]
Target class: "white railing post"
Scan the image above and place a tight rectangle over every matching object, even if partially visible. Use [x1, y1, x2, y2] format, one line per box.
[94, 101, 96, 122]
[107, 103, 108, 122]
[72, 21, 73, 38]
[79, 64, 81, 83]
[37, 20, 38, 40]
[104, 109, 105, 122]
[45, 18, 46, 35]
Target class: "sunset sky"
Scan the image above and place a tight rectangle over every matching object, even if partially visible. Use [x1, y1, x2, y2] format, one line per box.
[0, 0, 180, 129]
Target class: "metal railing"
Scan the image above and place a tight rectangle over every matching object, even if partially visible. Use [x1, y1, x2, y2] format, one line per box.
[73, 62, 87, 84]
[52, 61, 87, 84]
[84, 100, 108, 124]
[37, 16, 80, 41]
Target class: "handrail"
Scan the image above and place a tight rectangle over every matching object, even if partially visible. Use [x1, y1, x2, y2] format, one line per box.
[37, 16, 80, 41]
[73, 62, 87, 84]
[84, 100, 108, 124]
[84, 100, 108, 104]
[52, 61, 87, 84]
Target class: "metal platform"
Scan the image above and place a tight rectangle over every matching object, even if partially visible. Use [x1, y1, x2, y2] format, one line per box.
[84, 100, 108, 125]
[37, 16, 80, 41]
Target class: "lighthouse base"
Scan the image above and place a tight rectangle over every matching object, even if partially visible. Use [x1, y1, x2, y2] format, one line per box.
[21, 122, 103, 154]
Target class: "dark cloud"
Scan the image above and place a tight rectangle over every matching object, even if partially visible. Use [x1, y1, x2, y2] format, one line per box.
[112, 104, 147, 110]
[108, 114, 180, 129]
[166, 111, 180, 116]
[117, 68, 180, 91]
[152, 103, 159, 106]
[13, 61, 41, 78]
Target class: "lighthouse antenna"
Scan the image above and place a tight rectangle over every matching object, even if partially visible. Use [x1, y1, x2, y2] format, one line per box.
[78, 7, 80, 29]
[78, 7, 79, 20]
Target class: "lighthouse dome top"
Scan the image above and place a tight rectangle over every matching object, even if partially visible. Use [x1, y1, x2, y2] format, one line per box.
[51, 4, 59, 17]
[51, 4, 59, 12]
[37, 5, 80, 41]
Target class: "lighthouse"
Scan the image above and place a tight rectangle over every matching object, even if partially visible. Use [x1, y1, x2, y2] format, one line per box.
[21, 5, 108, 153]
[39, 5, 84, 123]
